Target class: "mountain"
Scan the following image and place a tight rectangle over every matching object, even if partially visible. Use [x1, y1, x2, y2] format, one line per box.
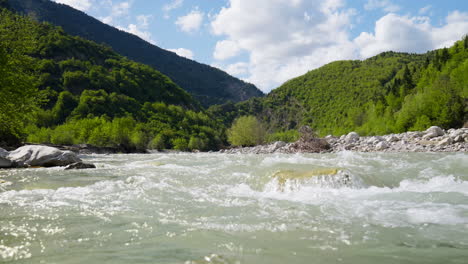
[7, 0, 264, 106]
[210, 39, 467, 136]
[0, 7, 225, 150]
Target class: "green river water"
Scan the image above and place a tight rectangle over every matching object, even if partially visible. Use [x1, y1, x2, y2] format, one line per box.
[0, 152, 467, 263]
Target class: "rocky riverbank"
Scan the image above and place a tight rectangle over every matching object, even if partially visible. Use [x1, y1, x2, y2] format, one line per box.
[220, 126, 468, 154]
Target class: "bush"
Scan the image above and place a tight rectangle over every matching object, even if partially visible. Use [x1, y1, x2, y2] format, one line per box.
[227, 115, 266, 147]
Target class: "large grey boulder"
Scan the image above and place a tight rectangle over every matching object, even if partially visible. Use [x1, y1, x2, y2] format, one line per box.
[423, 126, 445, 139]
[8, 145, 82, 167]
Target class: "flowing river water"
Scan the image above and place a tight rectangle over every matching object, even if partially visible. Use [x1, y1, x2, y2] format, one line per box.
[0, 152, 467, 263]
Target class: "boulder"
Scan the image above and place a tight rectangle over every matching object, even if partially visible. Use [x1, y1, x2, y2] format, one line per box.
[345, 132, 360, 143]
[423, 126, 445, 139]
[386, 135, 400, 142]
[375, 141, 389, 150]
[437, 137, 453, 146]
[64, 162, 96, 170]
[8, 145, 81, 167]
[0, 157, 13, 168]
[268, 141, 286, 152]
[0, 148, 9, 158]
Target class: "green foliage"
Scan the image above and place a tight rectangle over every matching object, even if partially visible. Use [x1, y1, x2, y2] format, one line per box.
[8, 0, 263, 107]
[0, 9, 41, 144]
[266, 130, 300, 143]
[227, 116, 266, 147]
[213, 42, 467, 137]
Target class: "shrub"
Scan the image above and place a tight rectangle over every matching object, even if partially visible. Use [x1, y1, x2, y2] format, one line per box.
[227, 115, 266, 147]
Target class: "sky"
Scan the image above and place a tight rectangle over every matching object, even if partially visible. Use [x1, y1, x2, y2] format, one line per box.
[52, 0, 468, 93]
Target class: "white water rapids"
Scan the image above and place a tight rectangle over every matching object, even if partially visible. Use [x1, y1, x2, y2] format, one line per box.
[0, 152, 467, 263]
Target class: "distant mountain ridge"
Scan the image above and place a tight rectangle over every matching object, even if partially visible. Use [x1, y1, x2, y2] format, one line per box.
[8, 0, 263, 106]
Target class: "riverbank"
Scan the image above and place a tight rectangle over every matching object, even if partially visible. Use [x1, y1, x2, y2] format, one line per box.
[220, 126, 468, 154]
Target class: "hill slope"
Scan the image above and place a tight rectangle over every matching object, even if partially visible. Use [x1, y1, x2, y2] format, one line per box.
[0, 8, 225, 150]
[210, 40, 467, 136]
[7, 0, 263, 106]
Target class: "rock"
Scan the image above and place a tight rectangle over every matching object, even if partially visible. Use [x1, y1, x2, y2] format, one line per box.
[375, 141, 389, 150]
[345, 132, 359, 143]
[437, 137, 453, 146]
[268, 141, 286, 152]
[386, 135, 400, 142]
[64, 162, 96, 170]
[453, 135, 464, 143]
[0, 148, 9, 158]
[8, 145, 82, 167]
[423, 126, 445, 139]
[0, 157, 13, 168]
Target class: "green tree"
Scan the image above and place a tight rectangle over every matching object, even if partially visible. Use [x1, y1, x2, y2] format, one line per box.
[0, 10, 41, 144]
[227, 116, 266, 146]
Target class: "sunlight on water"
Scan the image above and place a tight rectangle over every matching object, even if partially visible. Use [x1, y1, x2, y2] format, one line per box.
[0, 152, 467, 263]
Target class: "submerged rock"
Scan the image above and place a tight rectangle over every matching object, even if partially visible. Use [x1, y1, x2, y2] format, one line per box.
[64, 162, 96, 170]
[8, 145, 82, 167]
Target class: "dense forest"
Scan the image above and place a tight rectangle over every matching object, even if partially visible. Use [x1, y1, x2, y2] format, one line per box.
[210, 40, 467, 137]
[7, 0, 264, 106]
[0, 7, 224, 150]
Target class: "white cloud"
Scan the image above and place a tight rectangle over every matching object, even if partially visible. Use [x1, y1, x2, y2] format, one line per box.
[211, 0, 356, 92]
[355, 12, 468, 58]
[419, 5, 432, 15]
[225, 62, 249, 76]
[176, 9, 204, 33]
[213, 40, 242, 60]
[211, 1, 468, 93]
[364, 0, 400, 13]
[99, 1, 132, 25]
[118, 23, 155, 44]
[53, 0, 92, 12]
[167, 48, 194, 59]
[163, 0, 184, 18]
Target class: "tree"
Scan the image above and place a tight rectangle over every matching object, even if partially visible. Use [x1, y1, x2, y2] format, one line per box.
[0, 10, 41, 145]
[227, 116, 266, 147]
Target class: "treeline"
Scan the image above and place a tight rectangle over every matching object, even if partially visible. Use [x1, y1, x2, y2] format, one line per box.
[210, 39, 467, 137]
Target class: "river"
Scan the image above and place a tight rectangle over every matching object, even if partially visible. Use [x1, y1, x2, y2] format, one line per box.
[1, 152, 467, 263]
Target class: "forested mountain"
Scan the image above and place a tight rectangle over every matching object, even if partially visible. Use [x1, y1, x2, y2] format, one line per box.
[7, 0, 264, 106]
[0, 8, 225, 150]
[210, 39, 467, 136]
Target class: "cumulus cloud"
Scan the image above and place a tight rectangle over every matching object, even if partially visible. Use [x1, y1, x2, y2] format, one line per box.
[355, 12, 468, 58]
[364, 0, 400, 13]
[118, 22, 155, 44]
[213, 40, 242, 60]
[53, 0, 92, 12]
[419, 5, 432, 15]
[176, 8, 204, 33]
[211, 1, 468, 92]
[167, 48, 194, 59]
[211, 0, 356, 91]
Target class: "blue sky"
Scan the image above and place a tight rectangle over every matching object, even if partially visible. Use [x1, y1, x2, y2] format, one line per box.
[54, 0, 468, 92]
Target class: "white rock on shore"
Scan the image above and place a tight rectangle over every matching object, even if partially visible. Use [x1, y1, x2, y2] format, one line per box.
[8, 145, 82, 167]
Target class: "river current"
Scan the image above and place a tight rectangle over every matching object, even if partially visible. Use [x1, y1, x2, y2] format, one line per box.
[0, 152, 467, 263]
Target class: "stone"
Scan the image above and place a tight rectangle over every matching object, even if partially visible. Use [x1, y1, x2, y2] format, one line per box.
[345, 132, 360, 143]
[0, 157, 13, 168]
[437, 137, 453, 146]
[0, 148, 9, 158]
[268, 141, 286, 152]
[424, 126, 445, 138]
[453, 135, 464, 143]
[64, 162, 96, 170]
[8, 145, 82, 167]
[375, 141, 389, 150]
[386, 135, 400, 142]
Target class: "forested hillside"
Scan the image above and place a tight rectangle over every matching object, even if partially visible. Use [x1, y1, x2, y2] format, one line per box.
[210, 39, 467, 136]
[0, 8, 224, 150]
[7, 0, 264, 106]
